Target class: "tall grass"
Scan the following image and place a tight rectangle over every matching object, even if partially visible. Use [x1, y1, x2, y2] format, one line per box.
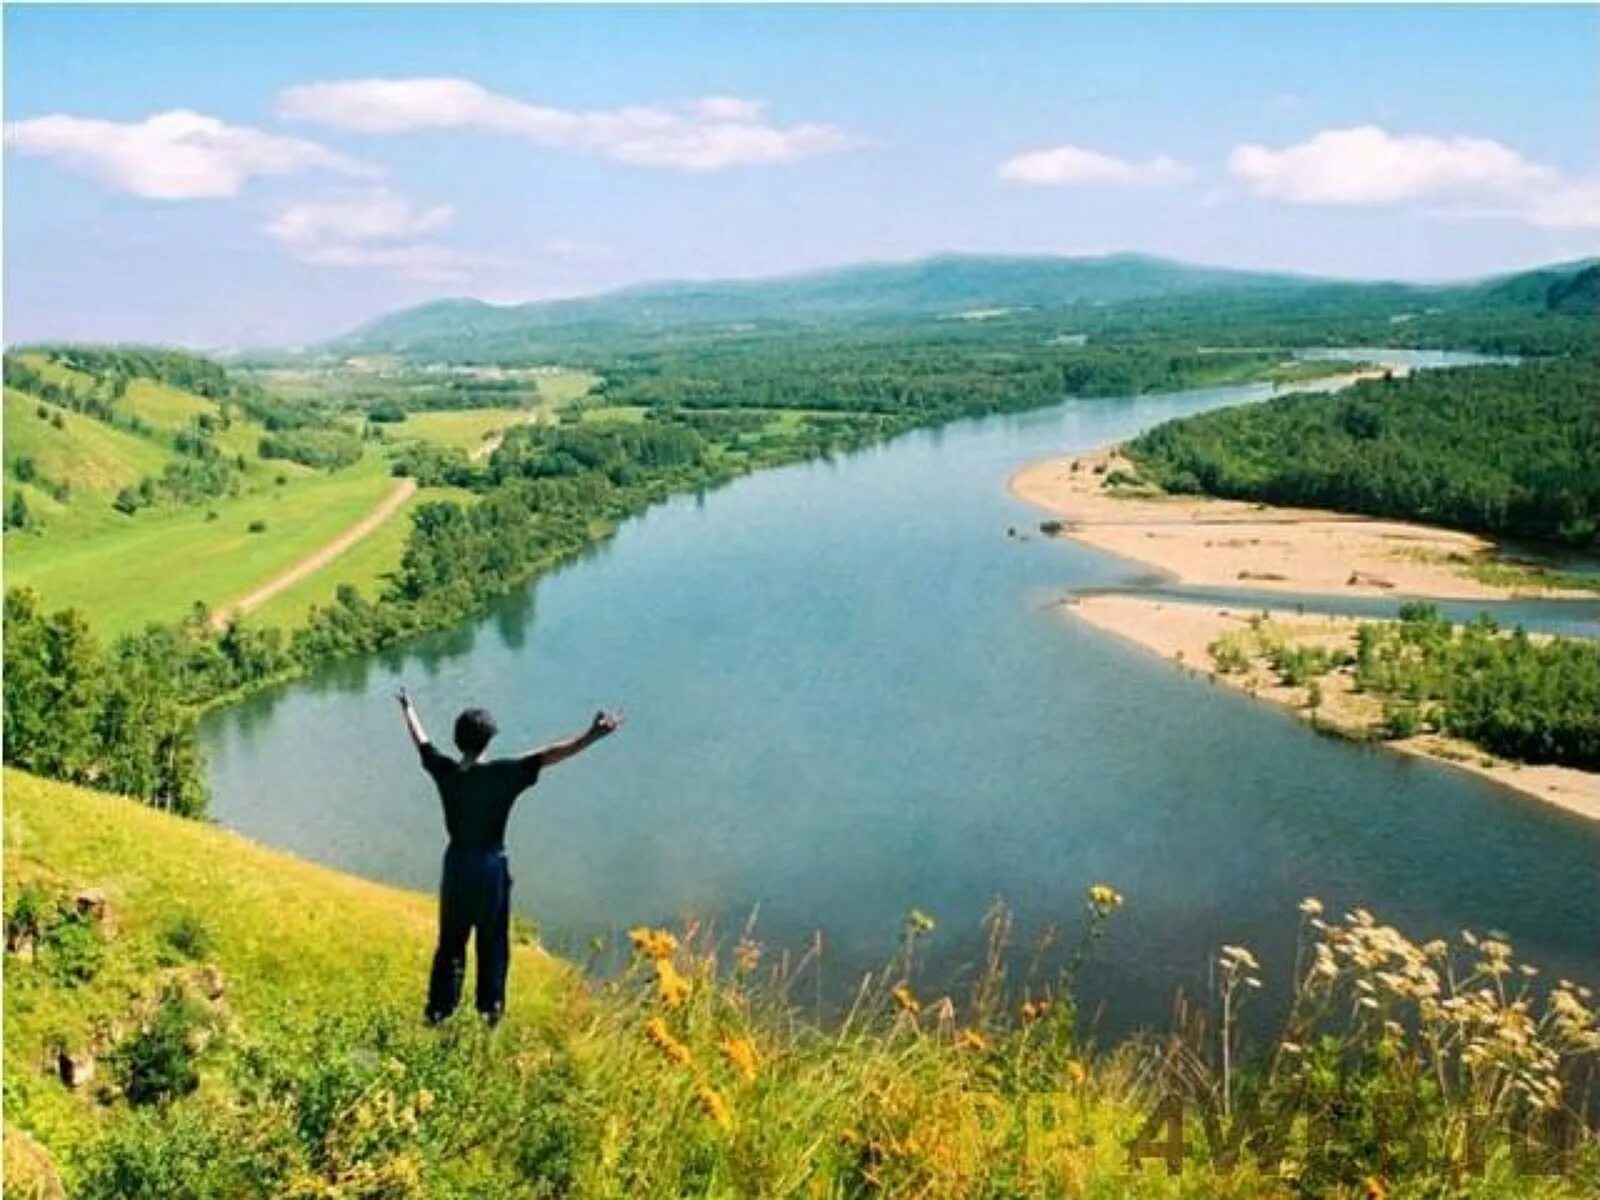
[55, 888, 1599, 1198]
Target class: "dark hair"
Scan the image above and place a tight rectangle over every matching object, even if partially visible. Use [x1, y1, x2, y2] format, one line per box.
[453, 708, 498, 757]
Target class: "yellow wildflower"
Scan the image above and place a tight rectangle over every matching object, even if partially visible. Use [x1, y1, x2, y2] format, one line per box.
[906, 908, 936, 935]
[697, 1083, 734, 1131]
[1019, 998, 1052, 1023]
[1364, 1177, 1388, 1200]
[891, 984, 921, 1015]
[415, 1088, 436, 1114]
[628, 926, 679, 961]
[1065, 1059, 1087, 1085]
[721, 1035, 759, 1080]
[1087, 884, 1124, 914]
[644, 1016, 692, 1067]
[957, 1028, 989, 1052]
[655, 958, 692, 1008]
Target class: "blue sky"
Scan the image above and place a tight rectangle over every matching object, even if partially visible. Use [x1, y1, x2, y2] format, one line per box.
[5, 4, 1597, 348]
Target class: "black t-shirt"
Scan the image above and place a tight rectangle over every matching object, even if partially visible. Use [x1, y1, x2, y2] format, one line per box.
[418, 742, 541, 851]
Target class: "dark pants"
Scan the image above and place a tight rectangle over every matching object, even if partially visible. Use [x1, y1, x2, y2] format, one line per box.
[426, 844, 512, 1024]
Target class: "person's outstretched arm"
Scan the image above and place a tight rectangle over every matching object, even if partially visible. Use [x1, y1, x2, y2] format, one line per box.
[526, 710, 624, 772]
[397, 686, 431, 749]
[400, 686, 454, 779]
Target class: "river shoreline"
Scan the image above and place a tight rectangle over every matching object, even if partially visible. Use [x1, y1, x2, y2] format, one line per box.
[1010, 442, 1593, 603]
[1055, 594, 1600, 821]
[1009, 427, 1599, 818]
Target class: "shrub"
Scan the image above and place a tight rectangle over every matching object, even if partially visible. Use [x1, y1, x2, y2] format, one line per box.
[45, 914, 105, 986]
[160, 912, 214, 963]
[114, 990, 210, 1106]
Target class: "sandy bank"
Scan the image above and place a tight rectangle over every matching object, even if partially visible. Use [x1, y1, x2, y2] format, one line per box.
[1063, 593, 1600, 822]
[1011, 446, 1591, 601]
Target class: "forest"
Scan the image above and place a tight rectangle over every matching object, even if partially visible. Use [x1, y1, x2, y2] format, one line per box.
[1356, 604, 1600, 772]
[1128, 358, 1600, 548]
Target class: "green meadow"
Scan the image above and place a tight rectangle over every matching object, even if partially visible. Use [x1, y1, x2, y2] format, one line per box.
[4, 455, 399, 636]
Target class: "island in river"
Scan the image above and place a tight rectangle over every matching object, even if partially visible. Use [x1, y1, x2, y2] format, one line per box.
[1012, 446, 1600, 819]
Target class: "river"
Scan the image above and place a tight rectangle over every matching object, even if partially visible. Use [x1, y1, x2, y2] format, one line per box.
[202, 350, 1599, 1033]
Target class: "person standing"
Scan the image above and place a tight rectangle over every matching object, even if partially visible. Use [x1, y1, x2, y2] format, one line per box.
[397, 687, 623, 1024]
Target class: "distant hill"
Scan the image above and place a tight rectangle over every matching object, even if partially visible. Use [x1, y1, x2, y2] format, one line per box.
[328, 253, 1598, 360]
[1545, 263, 1600, 315]
[329, 253, 1317, 355]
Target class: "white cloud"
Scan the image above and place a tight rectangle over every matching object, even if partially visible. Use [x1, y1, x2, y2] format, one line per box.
[265, 187, 454, 248]
[1227, 124, 1599, 229]
[1229, 126, 1549, 205]
[264, 186, 479, 281]
[277, 77, 856, 171]
[291, 241, 485, 284]
[3, 109, 371, 199]
[691, 96, 768, 123]
[997, 144, 1189, 187]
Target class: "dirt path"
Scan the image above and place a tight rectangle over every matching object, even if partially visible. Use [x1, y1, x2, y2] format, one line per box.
[210, 478, 418, 630]
[471, 405, 546, 461]
[210, 407, 544, 631]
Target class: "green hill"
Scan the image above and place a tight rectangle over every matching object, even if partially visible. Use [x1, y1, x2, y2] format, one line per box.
[5, 769, 1596, 1196]
[328, 254, 1598, 361]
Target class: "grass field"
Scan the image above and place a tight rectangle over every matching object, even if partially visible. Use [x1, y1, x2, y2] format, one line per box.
[535, 368, 600, 406]
[396, 408, 534, 454]
[4, 389, 172, 499]
[2, 769, 569, 1176]
[118, 378, 212, 433]
[4, 455, 400, 636]
[1, 362, 602, 639]
[247, 484, 477, 628]
[17, 352, 94, 394]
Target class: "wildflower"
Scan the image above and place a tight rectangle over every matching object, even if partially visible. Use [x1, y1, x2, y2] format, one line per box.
[906, 908, 936, 935]
[415, 1088, 436, 1114]
[733, 938, 762, 975]
[1219, 944, 1259, 972]
[1364, 1176, 1388, 1200]
[644, 1016, 692, 1067]
[1065, 1059, 1087, 1085]
[957, 1028, 989, 1052]
[629, 926, 679, 961]
[697, 1083, 734, 1131]
[721, 1035, 759, 1080]
[1087, 884, 1124, 914]
[891, 984, 921, 1016]
[1279, 1041, 1303, 1055]
[655, 958, 692, 1007]
[1019, 998, 1051, 1023]
[1298, 897, 1323, 917]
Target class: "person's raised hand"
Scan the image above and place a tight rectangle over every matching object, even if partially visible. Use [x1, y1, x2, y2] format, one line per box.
[590, 710, 624, 739]
[396, 685, 412, 708]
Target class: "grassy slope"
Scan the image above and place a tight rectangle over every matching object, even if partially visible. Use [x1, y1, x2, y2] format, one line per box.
[247, 484, 477, 628]
[398, 409, 533, 454]
[8, 770, 1592, 1197]
[4, 366, 600, 640]
[3, 390, 173, 498]
[4, 455, 399, 636]
[2, 769, 570, 1169]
